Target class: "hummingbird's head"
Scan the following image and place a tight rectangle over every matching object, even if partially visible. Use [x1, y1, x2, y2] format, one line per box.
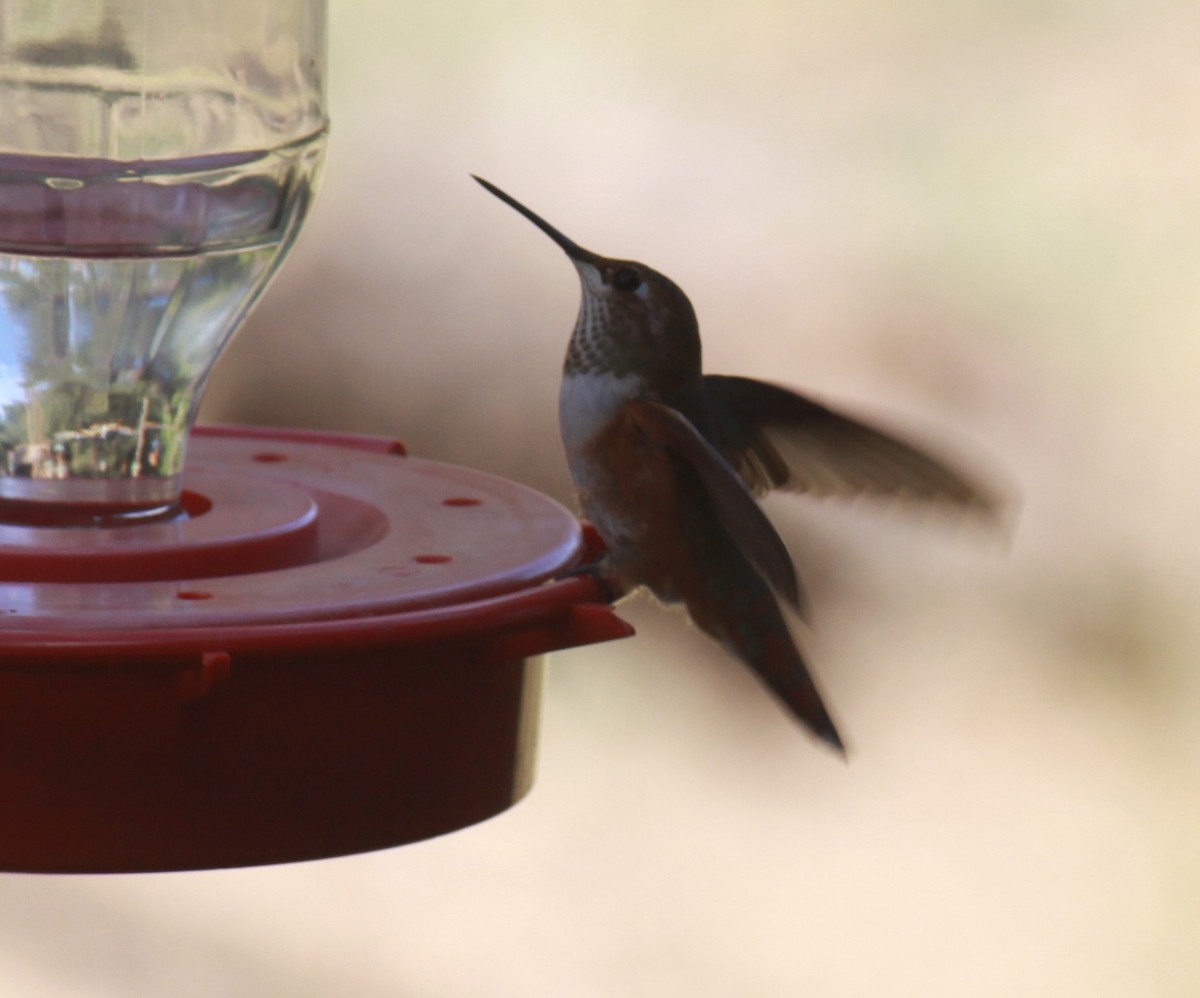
[474, 176, 701, 381]
[565, 253, 699, 379]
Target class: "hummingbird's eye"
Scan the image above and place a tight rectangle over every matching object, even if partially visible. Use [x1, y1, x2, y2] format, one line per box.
[611, 266, 643, 293]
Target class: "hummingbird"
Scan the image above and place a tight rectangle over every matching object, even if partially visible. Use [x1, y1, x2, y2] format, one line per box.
[474, 176, 997, 754]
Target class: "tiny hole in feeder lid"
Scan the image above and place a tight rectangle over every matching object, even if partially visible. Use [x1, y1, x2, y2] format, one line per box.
[176, 590, 214, 601]
[414, 554, 452, 564]
[180, 490, 213, 518]
[443, 497, 482, 507]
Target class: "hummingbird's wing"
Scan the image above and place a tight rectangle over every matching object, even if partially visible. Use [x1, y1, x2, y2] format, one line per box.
[626, 397, 805, 614]
[704, 375, 998, 513]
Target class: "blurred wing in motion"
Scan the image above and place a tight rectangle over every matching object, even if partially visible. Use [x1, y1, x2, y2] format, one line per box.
[704, 375, 999, 515]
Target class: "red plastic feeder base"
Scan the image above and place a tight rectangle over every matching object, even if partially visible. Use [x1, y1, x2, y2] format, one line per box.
[0, 426, 631, 873]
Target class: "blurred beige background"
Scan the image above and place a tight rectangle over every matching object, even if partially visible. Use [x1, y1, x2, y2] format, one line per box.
[6, 2, 1198, 995]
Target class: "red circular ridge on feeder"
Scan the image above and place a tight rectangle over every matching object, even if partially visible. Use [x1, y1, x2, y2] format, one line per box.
[0, 473, 322, 583]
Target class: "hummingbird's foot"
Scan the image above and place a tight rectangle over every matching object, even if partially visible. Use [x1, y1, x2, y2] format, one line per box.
[555, 560, 627, 604]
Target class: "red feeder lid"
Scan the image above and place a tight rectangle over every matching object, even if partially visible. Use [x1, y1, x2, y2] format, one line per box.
[0, 426, 632, 873]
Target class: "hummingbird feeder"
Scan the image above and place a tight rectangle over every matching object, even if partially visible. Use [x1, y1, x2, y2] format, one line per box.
[0, 0, 630, 873]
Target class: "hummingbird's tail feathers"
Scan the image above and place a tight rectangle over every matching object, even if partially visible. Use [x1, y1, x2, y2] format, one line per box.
[749, 609, 845, 756]
[703, 374, 1001, 518]
[625, 397, 806, 616]
[690, 576, 844, 756]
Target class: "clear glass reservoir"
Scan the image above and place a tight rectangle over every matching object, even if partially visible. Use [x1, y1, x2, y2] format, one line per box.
[0, 1, 326, 519]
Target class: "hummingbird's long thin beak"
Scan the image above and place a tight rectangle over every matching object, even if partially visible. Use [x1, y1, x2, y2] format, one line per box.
[472, 175, 600, 266]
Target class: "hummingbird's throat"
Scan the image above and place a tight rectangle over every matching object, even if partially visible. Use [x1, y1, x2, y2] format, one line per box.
[565, 294, 621, 376]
